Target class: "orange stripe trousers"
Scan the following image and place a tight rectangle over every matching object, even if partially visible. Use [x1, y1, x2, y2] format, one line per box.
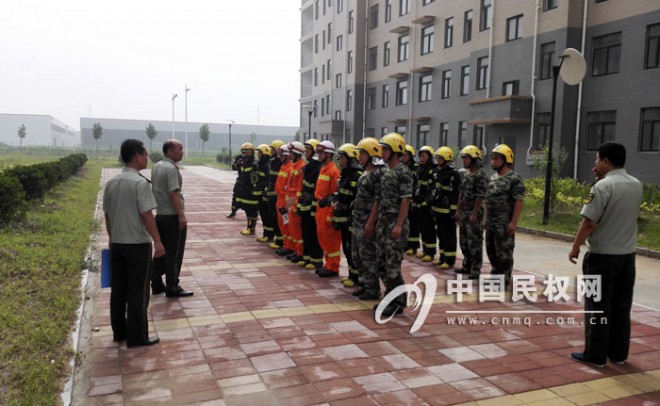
[289, 210, 303, 256]
[315, 207, 341, 272]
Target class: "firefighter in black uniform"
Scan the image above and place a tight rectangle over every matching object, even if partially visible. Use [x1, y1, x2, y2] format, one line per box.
[235, 142, 259, 235]
[267, 140, 285, 248]
[255, 144, 273, 243]
[430, 146, 461, 269]
[414, 146, 438, 262]
[298, 139, 324, 270]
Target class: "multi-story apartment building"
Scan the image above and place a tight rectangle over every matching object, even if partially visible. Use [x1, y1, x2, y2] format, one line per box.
[300, 0, 660, 183]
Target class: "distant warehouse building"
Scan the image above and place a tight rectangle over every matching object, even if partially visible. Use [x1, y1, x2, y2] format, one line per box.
[80, 117, 297, 153]
[0, 113, 79, 147]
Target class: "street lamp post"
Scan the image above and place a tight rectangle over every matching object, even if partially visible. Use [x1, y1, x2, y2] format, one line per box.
[227, 119, 235, 163]
[303, 104, 315, 141]
[171, 93, 178, 138]
[184, 85, 190, 157]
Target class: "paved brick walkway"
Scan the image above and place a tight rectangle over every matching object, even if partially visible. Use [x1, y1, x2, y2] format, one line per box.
[73, 166, 660, 405]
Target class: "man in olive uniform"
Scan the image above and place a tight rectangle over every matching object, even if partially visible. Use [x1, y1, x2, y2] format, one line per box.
[414, 146, 437, 262]
[375, 133, 413, 317]
[352, 137, 387, 300]
[267, 140, 285, 248]
[454, 145, 489, 279]
[484, 144, 524, 288]
[255, 144, 273, 243]
[103, 139, 163, 348]
[298, 139, 324, 270]
[430, 146, 461, 269]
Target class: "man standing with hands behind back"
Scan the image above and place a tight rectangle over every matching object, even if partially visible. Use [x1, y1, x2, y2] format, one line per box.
[104, 139, 163, 348]
[568, 142, 642, 368]
[151, 139, 194, 298]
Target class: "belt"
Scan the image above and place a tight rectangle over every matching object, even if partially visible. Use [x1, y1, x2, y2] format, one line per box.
[354, 200, 372, 210]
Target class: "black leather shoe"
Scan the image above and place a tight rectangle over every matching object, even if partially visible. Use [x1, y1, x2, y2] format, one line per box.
[358, 290, 381, 300]
[289, 255, 303, 263]
[166, 286, 194, 298]
[226, 210, 236, 218]
[113, 336, 126, 343]
[454, 268, 470, 274]
[318, 269, 338, 277]
[570, 352, 605, 368]
[380, 303, 405, 317]
[127, 337, 160, 348]
[151, 285, 166, 295]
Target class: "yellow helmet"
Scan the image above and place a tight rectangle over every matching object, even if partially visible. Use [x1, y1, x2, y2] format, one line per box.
[257, 144, 272, 157]
[356, 137, 382, 158]
[304, 138, 320, 151]
[491, 144, 514, 164]
[405, 145, 416, 156]
[241, 142, 255, 151]
[460, 145, 482, 159]
[337, 143, 358, 159]
[379, 132, 406, 154]
[270, 139, 285, 149]
[418, 145, 435, 157]
[434, 146, 454, 162]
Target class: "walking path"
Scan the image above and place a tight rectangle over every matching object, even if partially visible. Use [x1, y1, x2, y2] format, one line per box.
[71, 165, 660, 405]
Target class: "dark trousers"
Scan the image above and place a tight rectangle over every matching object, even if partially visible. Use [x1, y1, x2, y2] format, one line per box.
[485, 223, 515, 286]
[340, 224, 358, 282]
[152, 215, 187, 290]
[583, 252, 636, 364]
[110, 243, 152, 345]
[267, 197, 282, 246]
[435, 214, 457, 266]
[301, 211, 323, 268]
[407, 206, 420, 251]
[418, 207, 437, 256]
[259, 198, 273, 239]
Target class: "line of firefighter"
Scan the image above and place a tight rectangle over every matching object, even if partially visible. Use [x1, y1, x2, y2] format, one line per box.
[230, 136, 523, 309]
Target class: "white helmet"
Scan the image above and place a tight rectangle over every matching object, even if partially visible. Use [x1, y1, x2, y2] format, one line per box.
[278, 144, 290, 156]
[316, 140, 336, 154]
[289, 141, 305, 155]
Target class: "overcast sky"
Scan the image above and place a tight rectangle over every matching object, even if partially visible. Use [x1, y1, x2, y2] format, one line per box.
[0, 0, 301, 130]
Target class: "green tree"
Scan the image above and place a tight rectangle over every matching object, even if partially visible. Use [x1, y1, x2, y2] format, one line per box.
[145, 123, 158, 151]
[249, 132, 257, 144]
[199, 124, 210, 156]
[92, 122, 103, 158]
[17, 124, 26, 150]
[531, 143, 569, 212]
[294, 130, 300, 142]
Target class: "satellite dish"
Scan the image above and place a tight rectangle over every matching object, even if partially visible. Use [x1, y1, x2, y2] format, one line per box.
[559, 48, 586, 86]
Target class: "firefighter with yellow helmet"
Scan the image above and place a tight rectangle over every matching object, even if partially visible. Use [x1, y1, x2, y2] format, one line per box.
[429, 146, 461, 269]
[484, 144, 525, 288]
[298, 139, 324, 270]
[265, 140, 286, 248]
[414, 145, 438, 262]
[255, 144, 273, 243]
[234, 142, 260, 235]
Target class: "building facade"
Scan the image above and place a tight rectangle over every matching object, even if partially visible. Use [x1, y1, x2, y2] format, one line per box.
[80, 118, 297, 154]
[0, 114, 79, 147]
[300, 0, 660, 183]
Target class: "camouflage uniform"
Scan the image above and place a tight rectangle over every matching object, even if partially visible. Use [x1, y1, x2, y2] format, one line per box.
[351, 164, 386, 295]
[430, 165, 461, 266]
[484, 171, 525, 286]
[376, 162, 413, 301]
[457, 169, 489, 276]
[406, 160, 420, 252]
[334, 160, 363, 282]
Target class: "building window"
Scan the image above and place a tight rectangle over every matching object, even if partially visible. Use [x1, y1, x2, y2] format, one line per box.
[335, 110, 342, 120]
[460, 65, 470, 96]
[314, 67, 318, 86]
[385, 0, 392, 22]
[400, 0, 410, 16]
[369, 46, 378, 71]
[441, 70, 451, 99]
[396, 80, 408, 105]
[327, 23, 332, 43]
[502, 80, 520, 96]
[395, 125, 407, 137]
[323, 0, 327, 15]
[327, 59, 332, 80]
[398, 34, 410, 62]
[540, 42, 555, 80]
[464, 10, 473, 43]
[458, 121, 468, 147]
[543, 0, 558, 11]
[315, 0, 320, 20]
[382, 84, 390, 108]
[370, 4, 379, 29]
[423, 0, 435, 5]
[321, 98, 325, 116]
[473, 125, 484, 147]
[314, 100, 318, 118]
[417, 124, 430, 147]
[322, 65, 325, 84]
[367, 87, 377, 110]
[336, 73, 342, 88]
[346, 89, 353, 112]
[326, 95, 330, 115]
[322, 30, 326, 50]
[348, 11, 354, 33]
[337, 0, 343, 13]
[419, 74, 432, 102]
[592, 32, 621, 76]
[421, 25, 434, 55]
[336, 35, 343, 51]
[384, 41, 391, 66]
[645, 23, 660, 69]
[315, 34, 319, 53]
[536, 113, 551, 149]
[477, 56, 489, 90]
[640, 107, 660, 151]
[347, 51, 353, 73]
[587, 110, 616, 150]
[439, 122, 449, 145]
[381, 127, 389, 136]
[444, 17, 454, 48]
[480, 0, 492, 31]
[506, 15, 523, 41]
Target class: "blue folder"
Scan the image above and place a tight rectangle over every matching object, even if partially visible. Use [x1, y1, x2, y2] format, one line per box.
[101, 249, 112, 288]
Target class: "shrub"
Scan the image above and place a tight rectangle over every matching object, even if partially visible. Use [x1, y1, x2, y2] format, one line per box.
[149, 151, 164, 163]
[0, 174, 26, 224]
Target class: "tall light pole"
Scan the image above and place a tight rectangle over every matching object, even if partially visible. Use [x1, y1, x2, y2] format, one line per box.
[171, 93, 178, 138]
[226, 119, 235, 163]
[184, 85, 190, 157]
[303, 104, 315, 141]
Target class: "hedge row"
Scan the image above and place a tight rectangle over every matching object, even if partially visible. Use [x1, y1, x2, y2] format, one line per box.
[0, 153, 88, 225]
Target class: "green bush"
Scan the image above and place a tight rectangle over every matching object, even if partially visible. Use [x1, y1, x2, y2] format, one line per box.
[0, 175, 25, 224]
[4, 165, 48, 200]
[149, 151, 164, 163]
